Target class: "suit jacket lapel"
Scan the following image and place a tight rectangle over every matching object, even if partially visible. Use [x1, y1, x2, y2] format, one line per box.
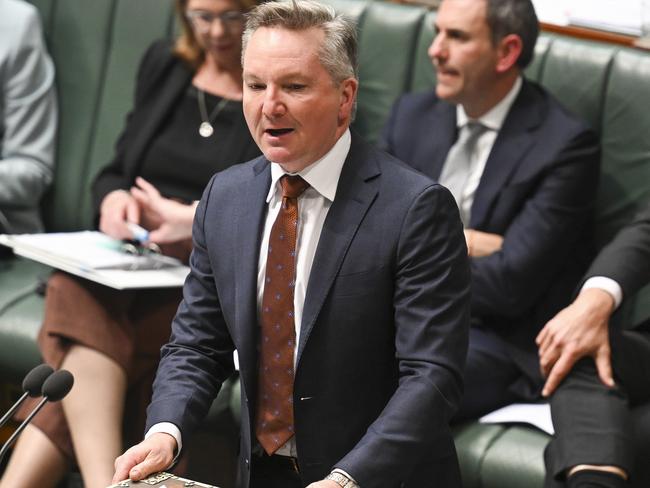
[235, 158, 271, 403]
[470, 81, 542, 228]
[297, 134, 380, 366]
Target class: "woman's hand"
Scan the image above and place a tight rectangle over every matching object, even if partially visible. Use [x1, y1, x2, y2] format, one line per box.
[99, 189, 140, 239]
[130, 177, 197, 244]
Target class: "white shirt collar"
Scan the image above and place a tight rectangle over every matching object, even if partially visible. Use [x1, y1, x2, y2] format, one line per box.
[456, 76, 523, 131]
[266, 128, 351, 203]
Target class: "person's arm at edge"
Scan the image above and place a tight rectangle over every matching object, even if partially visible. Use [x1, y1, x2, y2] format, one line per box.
[536, 204, 650, 395]
[0, 6, 56, 210]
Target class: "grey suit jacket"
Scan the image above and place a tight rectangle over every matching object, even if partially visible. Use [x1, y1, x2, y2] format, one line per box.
[0, 0, 57, 233]
[146, 133, 471, 488]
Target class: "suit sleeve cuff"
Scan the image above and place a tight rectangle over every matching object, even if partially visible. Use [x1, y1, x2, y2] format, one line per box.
[145, 422, 183, 466]
[582, 276, 623, 309]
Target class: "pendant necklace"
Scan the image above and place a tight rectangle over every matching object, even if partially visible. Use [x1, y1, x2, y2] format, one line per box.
[197, 88, 229, 138]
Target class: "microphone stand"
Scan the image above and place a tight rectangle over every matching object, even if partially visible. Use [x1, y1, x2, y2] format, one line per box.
[0, 391, 30, 429]
[0, 396, 49, 465]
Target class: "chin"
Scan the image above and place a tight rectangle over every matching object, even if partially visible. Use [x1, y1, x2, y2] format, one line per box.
[262, 147, 293, 165]
[436, 85, 460, 104]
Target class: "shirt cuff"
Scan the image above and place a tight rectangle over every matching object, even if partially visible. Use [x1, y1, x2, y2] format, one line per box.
[582, 276, 623, 309]
[145, 422, 183, 466]
[332, 468, 360, 487]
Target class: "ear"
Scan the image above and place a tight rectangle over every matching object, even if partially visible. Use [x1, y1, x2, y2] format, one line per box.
[495, 34, 523, 73]
[338, 77, 359, 124]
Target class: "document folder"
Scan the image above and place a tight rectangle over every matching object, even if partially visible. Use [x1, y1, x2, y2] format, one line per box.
[0, 231, 190, 290]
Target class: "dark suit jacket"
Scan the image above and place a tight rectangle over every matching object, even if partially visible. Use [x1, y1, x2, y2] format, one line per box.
[380, 80, 600, 383]
[585, 203, 650, 305]
[146, 133, 471, 488]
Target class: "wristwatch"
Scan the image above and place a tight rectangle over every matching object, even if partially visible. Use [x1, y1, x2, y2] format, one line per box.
[325, 471, 358, 488]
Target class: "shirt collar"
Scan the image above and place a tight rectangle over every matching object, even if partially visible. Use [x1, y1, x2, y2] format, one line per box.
[266, 128, 351, 203]
[456, 76, 522, 131]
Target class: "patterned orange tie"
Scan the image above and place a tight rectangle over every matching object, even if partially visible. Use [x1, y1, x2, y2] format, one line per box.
[256, 174, 310, 455]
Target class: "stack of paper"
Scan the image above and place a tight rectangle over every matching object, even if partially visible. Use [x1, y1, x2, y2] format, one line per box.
[0, 231, 190, 290]
[566, 0, 643, 36]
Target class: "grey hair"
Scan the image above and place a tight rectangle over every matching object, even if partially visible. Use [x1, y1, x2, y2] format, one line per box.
[242, 0, 358, 84]
[486, 0, 539, 69]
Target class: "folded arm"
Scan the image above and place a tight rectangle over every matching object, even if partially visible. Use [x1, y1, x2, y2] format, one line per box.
[471, 130, 599, 317]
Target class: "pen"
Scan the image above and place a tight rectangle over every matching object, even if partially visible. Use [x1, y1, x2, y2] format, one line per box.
[126, 222, 149, 243]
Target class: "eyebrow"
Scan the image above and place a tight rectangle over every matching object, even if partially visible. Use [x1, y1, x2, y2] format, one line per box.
[243, 72, 312, 83]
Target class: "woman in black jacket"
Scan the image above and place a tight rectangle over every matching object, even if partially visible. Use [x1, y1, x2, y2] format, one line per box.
[0, 1, 260, 487]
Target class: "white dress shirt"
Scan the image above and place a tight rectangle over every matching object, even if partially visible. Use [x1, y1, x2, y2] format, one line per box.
[452, 76, 522, 224]
[147, 129, 352, 460]
[581, 276, 623, 309]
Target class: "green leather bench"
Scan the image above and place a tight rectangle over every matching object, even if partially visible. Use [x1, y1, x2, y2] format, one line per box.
[1, 1, 650, 487]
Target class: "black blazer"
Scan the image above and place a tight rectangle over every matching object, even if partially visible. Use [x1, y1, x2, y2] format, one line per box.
[146, 133, 471, 488]
[380, 80, 600, 382]
[91, 41, 192, 217]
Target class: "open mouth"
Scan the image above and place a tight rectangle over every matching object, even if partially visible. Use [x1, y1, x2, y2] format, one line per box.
[265, 128, 294, 137]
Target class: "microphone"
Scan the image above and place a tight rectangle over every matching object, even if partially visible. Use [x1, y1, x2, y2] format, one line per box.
[0, 369, 74, 464]
[0, 364, 54, 429]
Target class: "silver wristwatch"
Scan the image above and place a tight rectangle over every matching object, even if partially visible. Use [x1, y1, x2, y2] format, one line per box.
[325, 471, 358, 488]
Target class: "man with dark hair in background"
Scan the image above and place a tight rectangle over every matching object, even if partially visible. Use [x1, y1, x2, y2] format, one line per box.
[381, 0, 599, 420]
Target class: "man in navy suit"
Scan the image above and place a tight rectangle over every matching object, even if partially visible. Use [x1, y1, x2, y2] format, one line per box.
[113, 2, 470, 488]
[380, 0, 599, 419]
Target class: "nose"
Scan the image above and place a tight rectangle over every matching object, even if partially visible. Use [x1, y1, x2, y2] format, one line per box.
[428, 32, 446, 63]
[262, 86, 286, 119]
[209, 17, 226, 37]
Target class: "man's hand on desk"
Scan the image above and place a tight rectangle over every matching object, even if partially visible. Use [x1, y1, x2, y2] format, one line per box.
[112, 432, 177, 484]
[536, 287, 616, 397]
[131, 177, 197, 244]
[464, 229, 504, 257]
[99, 189, 140, 240]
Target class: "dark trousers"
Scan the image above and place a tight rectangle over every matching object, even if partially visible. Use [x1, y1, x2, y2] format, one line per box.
[455, 326, 539, 422]
[249, 453, 303, 488]
[545, 324, 650, 487]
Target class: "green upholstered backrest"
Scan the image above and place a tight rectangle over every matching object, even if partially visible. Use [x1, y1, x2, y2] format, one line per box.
[28, 0, 650, 326]
[322, 0, 429, 143]
[31, 0, 176, 232]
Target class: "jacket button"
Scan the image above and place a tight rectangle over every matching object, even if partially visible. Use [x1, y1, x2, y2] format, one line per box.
[245, 458, 250, 470]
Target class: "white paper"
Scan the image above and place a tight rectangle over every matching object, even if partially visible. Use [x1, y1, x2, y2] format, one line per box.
[531, 0, 570, 26]
[566, 0, 643, 36]
[0, 231, 189, 290]
[479, 402, 554, 435]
